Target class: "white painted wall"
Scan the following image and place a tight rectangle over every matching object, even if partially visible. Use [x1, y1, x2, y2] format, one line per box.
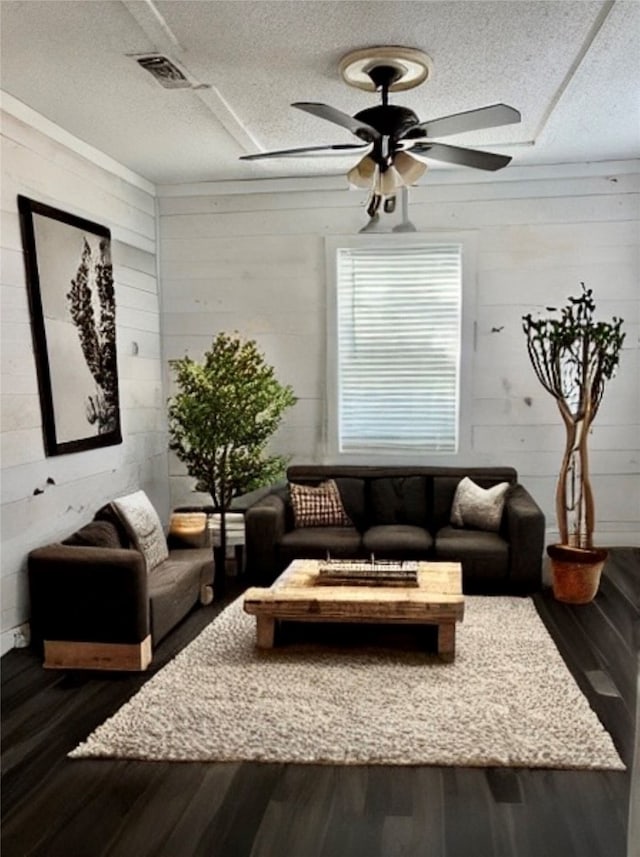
[3, 106, 635, 656]
[158, 162, 639, 548]
[1, 104, 169, 654]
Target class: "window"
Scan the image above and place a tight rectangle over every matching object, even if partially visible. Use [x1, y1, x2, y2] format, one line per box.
[327, 236, 472, 457]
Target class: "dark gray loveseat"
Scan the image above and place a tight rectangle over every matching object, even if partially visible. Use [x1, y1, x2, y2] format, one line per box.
[28, 502, 214, 671]
[245, 465, 545, 594]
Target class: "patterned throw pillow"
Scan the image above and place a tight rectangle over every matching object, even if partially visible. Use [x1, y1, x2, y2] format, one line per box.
[450, 477, 510, 532]
[289, 480, 353, 528]
[111, 490, 169, 571]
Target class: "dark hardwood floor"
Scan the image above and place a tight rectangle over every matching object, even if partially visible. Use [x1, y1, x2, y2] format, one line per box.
[2, 549, 638, 857]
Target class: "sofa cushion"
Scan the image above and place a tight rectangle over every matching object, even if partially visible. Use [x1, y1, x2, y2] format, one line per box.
[363, 525, 433, 558]
[111, 490, 169, 572]
[435, 526, 509, 589]
[450, 477, 510, 532]
[334, 477, 366, 531]
[63, 520, 122, 549]
[369, 476, 430, 527]
[279, 526, 362, 562]
[290, 480, 352, 528]
[149, 548, 212, 643]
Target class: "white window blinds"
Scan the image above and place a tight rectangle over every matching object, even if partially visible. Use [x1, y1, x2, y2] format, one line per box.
[336, 243, 462, 453]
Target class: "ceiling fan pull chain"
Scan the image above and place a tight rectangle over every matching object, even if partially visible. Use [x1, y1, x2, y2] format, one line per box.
[366, 192, 382, 218]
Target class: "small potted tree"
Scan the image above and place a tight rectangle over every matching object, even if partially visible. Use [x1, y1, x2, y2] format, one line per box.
[522, 284, 625, 603]
[168, 332, 296, 579]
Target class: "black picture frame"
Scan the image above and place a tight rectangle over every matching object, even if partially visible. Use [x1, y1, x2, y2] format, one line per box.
[18, 196, 122, 456]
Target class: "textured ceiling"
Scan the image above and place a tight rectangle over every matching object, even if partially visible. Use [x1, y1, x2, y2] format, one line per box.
[1, 0, 638, 185]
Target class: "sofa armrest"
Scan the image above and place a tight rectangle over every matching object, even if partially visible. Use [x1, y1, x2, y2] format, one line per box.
[28, 545, 149, 647]
[245, 493, 287, 585]
[504, 484, 546, 593]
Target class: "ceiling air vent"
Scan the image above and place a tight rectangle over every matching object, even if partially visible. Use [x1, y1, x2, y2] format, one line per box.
[136, 55, 191, 89]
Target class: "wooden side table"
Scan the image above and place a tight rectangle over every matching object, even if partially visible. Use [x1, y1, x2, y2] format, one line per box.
[172, 487, 273, 589]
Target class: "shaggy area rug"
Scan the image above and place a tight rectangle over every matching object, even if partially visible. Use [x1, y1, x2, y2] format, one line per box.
[70, 595, 625, 769]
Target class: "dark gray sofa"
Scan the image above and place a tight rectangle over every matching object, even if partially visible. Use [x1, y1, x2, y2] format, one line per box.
[28, 505, 214, 671]
[245, 465, 545, 593]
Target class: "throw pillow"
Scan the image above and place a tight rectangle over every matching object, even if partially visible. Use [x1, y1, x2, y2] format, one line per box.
[111, 490, 169, 571]
[289, 480, 353, 528]
[450, 477, 510, 532]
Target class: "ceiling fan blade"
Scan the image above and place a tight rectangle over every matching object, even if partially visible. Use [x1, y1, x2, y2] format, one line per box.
[240, 142, 370, 161]
[405, 103, 521, 139]
[409, 141, 512, 171]
[292, 102, 380, 142]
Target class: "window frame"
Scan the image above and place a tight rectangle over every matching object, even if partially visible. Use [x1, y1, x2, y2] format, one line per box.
[324, 232, 477, 463]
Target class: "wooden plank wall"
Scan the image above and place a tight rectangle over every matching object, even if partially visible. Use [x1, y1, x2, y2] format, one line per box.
[158, 163, 639, 547]
[0, 111, 168, 653]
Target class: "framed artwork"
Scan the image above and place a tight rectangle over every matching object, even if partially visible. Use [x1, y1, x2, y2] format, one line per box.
[18, 196, 122, 456]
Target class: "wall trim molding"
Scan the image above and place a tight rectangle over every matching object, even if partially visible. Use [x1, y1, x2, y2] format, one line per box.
[0, 622, 30, 657]
[156, 159, 640, 198]
[2, 88, 636, 203]
[1, 90, 156, 195]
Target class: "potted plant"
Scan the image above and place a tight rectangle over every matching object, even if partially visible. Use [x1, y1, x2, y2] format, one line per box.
[522, 284, 625, 603]
[168, 332, 297, 577]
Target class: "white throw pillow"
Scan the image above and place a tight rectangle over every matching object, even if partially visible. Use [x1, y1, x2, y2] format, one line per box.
[111, 490, 169, 571]
[450, 477, 510, 532]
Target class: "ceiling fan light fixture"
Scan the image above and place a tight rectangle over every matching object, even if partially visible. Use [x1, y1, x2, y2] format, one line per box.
[240, 45, 520, 233]
[394, 151, 428, 186]
[347, 155, 377, 188]
[379, 165, 402, 196]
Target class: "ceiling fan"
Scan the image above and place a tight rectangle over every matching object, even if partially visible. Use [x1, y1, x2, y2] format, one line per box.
[240, 47, 521, 218]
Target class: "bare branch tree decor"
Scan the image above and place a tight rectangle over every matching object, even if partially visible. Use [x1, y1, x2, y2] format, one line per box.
[523, 284, 625, 550]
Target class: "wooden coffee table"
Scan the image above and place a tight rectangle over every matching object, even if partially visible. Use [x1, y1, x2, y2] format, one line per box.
[243, 559, 464, 661]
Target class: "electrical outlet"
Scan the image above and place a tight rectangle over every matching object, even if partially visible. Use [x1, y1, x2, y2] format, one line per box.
[13, 628, 29, 648]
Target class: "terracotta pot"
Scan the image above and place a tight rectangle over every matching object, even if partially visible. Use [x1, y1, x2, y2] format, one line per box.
[547, 544, 608, 604]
